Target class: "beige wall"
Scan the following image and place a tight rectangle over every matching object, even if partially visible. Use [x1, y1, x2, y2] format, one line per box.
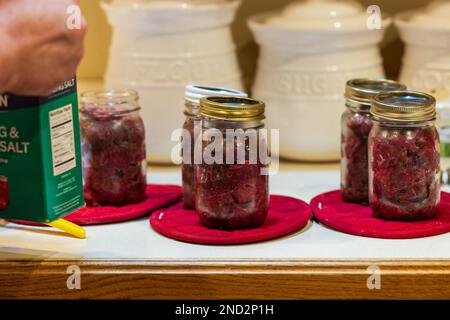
[78, 0, 433, 83]
[78, 0, 110, 78]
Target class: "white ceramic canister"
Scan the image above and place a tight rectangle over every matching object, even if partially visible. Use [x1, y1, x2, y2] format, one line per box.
[102, 0, 243, 163]
[396, 1, 450, 92]
[248, 0, 390, 161]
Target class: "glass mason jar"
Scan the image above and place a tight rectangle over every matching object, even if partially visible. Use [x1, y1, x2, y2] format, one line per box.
[195, 97, 269, 230]
[341, 79, 406, 204]
[182, 85, 247, 209]
[80, 90, 147, 206]
[369, 91, 440, 221]
[0, 175, 9, 210]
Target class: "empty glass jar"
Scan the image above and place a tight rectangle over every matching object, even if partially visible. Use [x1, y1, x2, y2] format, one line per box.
[80, 90, 147, 206]
[369, 91, 440, 221]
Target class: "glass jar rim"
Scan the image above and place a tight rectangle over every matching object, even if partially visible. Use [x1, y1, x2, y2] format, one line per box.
[202, 117, 265, 130]
[184, 100, 201, 117]
[81, 89, 139, 104]
[345, 99, 371, 111]
[372, 119, 436, 127]
[80, 89, 140, 117]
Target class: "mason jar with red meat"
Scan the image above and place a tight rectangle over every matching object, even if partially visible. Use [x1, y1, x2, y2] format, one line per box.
[369, 91, 440, 221]
[341, 79, 406, 204]
[0, 176, 9, 210]
[80, 90, 147, 206]
[182, 85, 247, 209]
[195, 97, 269, 230]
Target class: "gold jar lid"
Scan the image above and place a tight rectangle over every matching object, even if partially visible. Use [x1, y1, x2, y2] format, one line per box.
[345, 79, 407, 106]
[200, 96, 265, 121]
[371, 90, 436, 122]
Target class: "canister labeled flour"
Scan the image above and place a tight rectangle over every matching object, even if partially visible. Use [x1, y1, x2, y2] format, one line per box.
[0, 77, 84, 222]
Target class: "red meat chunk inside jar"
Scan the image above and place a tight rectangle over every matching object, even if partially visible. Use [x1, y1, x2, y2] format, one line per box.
[181, 116, 196, 210]
[341, 111, 372, 204]
[369, 91, 440, 221]
[196, 162, 269, 230]
[369, 125, 440, 220]
[80, 90, 147, 207]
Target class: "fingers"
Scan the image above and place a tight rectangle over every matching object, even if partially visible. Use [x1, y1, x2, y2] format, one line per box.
[67, 15, 87, 44]
[7, 38, 84, 96]
[1, 0, 87, 96]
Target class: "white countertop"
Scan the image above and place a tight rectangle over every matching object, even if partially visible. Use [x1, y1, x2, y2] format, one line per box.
[1, 170, 450, 261]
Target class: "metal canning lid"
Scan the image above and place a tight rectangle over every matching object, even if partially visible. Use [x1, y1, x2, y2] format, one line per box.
[371, 90, 436, 122]
[345, 79, 407, 106]
[0, 176, 7, 182]
[185, 85, 248, 104]
[200, 96, 265, 121]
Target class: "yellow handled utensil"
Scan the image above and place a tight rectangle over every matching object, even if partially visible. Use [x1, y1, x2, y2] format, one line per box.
[47, 219, 86, 239]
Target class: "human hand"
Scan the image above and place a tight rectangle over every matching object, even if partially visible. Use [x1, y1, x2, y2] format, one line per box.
[0, 0, 87, 96]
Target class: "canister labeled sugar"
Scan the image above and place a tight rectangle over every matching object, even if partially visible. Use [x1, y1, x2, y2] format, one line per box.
[0, 77, 84, 222]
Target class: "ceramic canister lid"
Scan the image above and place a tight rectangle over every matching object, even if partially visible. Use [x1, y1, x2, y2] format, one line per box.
[102, 0, 240, 34]
[184, 85, 248, 104]
[265, 0, 376, 31]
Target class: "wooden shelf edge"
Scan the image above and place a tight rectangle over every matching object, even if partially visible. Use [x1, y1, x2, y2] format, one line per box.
[1, 258, 450, 300]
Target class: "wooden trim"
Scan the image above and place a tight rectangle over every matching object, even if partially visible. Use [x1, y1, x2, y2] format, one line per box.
[1, 259, 450, 300]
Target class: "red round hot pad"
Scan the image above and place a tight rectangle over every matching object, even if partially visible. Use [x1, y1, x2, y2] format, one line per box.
[150, 195, 312, 245]
[311, 190, 450, 239]
[12, 184, 182, 226]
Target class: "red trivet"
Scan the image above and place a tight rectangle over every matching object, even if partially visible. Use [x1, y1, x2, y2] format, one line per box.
[11, 184, 182, 226]
[311, 190, 450, 239]
[150, 195, 312, 245]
